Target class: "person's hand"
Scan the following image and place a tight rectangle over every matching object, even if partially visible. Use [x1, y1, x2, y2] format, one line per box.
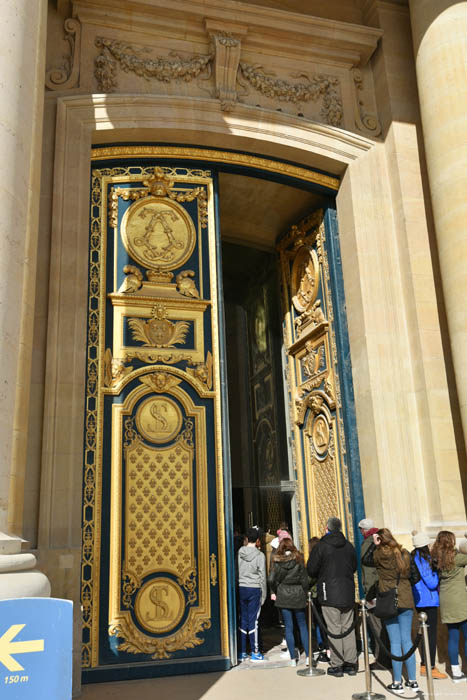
[372, 534, 381, 545]
[271, 593, 276, 601]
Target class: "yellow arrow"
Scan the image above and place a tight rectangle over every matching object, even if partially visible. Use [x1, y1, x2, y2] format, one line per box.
[0, 624, 44, 671]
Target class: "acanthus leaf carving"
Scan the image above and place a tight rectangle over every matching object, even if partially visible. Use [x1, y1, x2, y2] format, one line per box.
[109, 614, 211, 660]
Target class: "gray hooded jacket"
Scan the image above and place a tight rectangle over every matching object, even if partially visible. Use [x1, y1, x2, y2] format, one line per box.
[238, 545, 267, 604]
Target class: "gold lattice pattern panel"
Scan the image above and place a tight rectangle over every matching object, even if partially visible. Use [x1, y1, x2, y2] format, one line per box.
[313, 456, 338, 535]
[125, 441, 193, 580]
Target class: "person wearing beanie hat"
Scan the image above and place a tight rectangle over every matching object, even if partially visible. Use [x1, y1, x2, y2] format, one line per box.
[358, 518, 374, 531]
[410, 531, 446, 679]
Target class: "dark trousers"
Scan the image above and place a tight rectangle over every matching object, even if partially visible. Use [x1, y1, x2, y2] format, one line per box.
[416, 606, 438, 667]
[239, 587, 262, 654]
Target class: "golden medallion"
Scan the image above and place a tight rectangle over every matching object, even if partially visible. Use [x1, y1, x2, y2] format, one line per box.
[135, 578, 185, 634]
[136, 396, 182, 444]
[291, 247, 319, 313]
[312, 415, 330, 456]
[121, 196, 196, 271]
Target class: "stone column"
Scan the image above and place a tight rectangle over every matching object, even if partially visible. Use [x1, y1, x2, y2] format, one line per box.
[409, 1, 467, 459]
[0, 0, 47, 534]
[0, 533, 50, 599]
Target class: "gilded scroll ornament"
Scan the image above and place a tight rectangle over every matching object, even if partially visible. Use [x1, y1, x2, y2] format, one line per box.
[139, 372, 182, 393]
[176, 270, 199, 298]
[109, 614, 211, 659]
[178, 566, 198, 605]
[94, 37, 213, 93]
[118, 265, 143, 294]
[291, 247, 320, 313]
[186, 351, 213, 391]
[103, 348, 133, 388]
[351, 68, 382, 137]
[238, 64, 343, 126]
[128, 305, 190, 348]
[45, 18, 81, 90]
[122, 571, 139, 609]
[302, 342, 325, 379]
[135, 395, 183, 444]
[210, 554, 218, 587]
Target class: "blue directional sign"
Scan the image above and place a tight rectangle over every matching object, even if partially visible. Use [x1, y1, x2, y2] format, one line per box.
[0, 598, 72, 700]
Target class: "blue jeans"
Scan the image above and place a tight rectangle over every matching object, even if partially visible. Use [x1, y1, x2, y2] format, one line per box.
[281, 608, 309, 658]
[447, 619, 467, 666]
[384, 608, 416, 682]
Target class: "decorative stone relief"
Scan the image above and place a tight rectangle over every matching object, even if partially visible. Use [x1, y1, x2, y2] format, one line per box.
[206, 20, 248, 112]
[351, 68, 382, 136]
[45, 18, 81, 90]
[94, 37, 213, 93]
[238, 64, 343, 127]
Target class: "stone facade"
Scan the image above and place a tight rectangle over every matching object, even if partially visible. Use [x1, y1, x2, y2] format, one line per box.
[1, 0, 466, 692]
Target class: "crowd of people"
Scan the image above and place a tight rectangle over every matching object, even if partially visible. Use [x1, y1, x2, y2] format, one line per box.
[236, 516, 467, 690]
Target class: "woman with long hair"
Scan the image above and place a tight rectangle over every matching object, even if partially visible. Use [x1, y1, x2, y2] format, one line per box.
[362, 528, 417, 693]
[268, 537, 309, 666]
[431, 530, 467, 682]
[410, 532, 446, 679]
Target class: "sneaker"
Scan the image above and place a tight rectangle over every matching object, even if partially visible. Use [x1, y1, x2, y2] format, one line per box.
[327, 666, 344, 677]
[239, 652, 249, 661]
[431, 667, 447, 680]
[318, 651, 330, 663]
[289, 659, 297, 667]
[344, 662, 358, 676]
[386, 681, 404, 694]
[405, 680, 419, 691]
[250, 652, 264, 662]
[452, 673, 467, 683]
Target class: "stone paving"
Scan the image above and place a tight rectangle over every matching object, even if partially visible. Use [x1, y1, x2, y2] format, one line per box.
[80, 641, 467, 700]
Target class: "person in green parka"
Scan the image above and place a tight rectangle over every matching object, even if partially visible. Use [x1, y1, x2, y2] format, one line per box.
[431, 530, 467, 683]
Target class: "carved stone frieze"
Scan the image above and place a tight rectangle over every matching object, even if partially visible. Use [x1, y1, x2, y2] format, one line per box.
[94, 37, 213, 93]
[238, 64, 343, 127]
[45, 18, 81, 90]
[351, 68, 382, 137]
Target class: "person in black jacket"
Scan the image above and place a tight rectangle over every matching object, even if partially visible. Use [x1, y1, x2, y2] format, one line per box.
[307, 517, 357, 677]
[269, 538, 310, 666]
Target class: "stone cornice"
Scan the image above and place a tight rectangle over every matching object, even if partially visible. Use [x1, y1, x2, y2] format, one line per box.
[73, 0, 382, 67]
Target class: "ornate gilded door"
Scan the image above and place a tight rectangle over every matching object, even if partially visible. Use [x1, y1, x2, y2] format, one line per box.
[82, 156, 230, 681]
[277, 208, 363, 548]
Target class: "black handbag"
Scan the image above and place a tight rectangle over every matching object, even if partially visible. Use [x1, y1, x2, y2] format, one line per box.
[374, 574, 400, 619]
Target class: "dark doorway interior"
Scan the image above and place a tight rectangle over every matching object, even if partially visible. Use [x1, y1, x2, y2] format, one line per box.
[222, 242, 292, 539]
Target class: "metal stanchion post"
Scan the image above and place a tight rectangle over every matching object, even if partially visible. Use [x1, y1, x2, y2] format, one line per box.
[419, 612, 435, 700]
[297, 592, 325, 677]
[352, 600, 385, 700]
